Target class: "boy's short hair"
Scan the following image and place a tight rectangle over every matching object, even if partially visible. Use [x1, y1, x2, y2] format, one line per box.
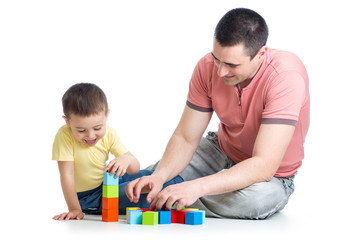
[62, 83, 108, 119]
[214, 8, 268, 59]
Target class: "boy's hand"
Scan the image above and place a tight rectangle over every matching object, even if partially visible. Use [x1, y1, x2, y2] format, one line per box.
[106, 156, 131, 178]
[53, 209, 84, 220]
[106, 152, 140, 178]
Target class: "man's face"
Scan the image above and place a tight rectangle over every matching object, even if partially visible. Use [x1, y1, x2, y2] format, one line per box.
[212, 40, 265, 87]
[64, 111, 108, 147]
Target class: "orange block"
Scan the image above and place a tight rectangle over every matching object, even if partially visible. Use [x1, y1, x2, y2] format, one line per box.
[102, 197, 118, 210]
[102, 209, 118, 222]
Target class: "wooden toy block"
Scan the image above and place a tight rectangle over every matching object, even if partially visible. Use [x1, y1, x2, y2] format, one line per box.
[171, 210, 179, 223]
[102, 209, 118, 222]
[158, 211, 171, 224]
[177, 211, 190, 224]
[127, 210, 143, 224]
[171, 205, 186, 210]
[102, 197, 118, 210]
[103, 172, 119, 186]
[126, 207, 140, 218]
[140, 209, 152, 212]
[198, 210, 206, 222]
[142, 211, 159, 225]
[103, 185, 118, 198]
[185, 211, 204, 225]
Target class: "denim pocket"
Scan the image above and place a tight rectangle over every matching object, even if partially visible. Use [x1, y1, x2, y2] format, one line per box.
[77, 184, 103, 214]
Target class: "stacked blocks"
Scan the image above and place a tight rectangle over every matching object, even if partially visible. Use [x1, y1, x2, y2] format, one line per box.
[126, 208, 205, 225]
[126, 207, 140, 218]
[102, 172, 119, 222]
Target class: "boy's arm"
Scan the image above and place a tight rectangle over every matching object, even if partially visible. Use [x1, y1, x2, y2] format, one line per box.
[106, 151, 140, 178]
[53, 161, 84, 220]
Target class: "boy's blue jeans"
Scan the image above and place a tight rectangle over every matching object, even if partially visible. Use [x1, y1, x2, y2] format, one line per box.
[77, 169, 183, 215]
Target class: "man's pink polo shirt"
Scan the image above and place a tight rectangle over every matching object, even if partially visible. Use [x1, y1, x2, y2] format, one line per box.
[187, 48, 310, 177]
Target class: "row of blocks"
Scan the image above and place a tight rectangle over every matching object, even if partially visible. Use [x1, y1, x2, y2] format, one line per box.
[127, 208, 205, 225]
[102, 172, 205, 225]
[102, 172, 119, 222]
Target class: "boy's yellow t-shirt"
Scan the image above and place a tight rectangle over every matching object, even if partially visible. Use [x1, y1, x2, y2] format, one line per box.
[52, 125, 128, 192]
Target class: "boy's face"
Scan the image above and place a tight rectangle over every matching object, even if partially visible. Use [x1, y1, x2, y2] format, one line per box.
[63, 111, 109, 147]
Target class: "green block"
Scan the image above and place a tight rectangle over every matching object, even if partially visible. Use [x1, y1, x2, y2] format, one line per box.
[142, 211, 158, 225]
[103, 185, 118, 198]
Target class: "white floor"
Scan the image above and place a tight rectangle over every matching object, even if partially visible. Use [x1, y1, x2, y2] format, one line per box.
[7, 207, 356, 240]
[4, 183, 358, 240]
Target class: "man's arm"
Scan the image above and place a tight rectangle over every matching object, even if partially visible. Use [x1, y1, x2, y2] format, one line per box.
[153, 105, 213, 182]
[125, 105, 212, 203]
[195, 123, 295, 196]
[150, 123, 295, 210]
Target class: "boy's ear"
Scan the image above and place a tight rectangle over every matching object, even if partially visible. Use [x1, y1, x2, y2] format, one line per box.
[62, 115, 70, 127]
[106, 109, 111, 119]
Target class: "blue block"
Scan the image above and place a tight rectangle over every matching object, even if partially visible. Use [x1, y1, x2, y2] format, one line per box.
[197, 210, 205, 222]
[127, 210, 143, 224]
[185, 211, 204, 225]
[158, 211, 171, 224]
[103, 172, 119, 186]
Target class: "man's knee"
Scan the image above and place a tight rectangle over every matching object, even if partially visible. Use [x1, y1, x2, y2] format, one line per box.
[196, 178, 291, 220]
[237, 179, 290, 219]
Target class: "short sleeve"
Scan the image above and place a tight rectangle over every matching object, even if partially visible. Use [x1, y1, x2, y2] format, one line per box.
[52, 126, 75, 161]
[262, 71, 306, 125]
[186, 54, 214, 112]
[106, 127, 128, 158]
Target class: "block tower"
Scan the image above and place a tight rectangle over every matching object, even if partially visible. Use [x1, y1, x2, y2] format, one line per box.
[102, 172, 119, 222]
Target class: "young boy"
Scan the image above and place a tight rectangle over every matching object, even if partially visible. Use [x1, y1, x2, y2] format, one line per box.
[52, 83, 183, 220]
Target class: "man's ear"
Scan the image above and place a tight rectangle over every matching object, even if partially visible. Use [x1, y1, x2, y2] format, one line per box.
[62, 115, 70, 127]
[258, 46, 267, 60]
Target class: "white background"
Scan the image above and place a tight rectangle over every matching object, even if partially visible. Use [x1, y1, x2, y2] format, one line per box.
[0, 0, 359, 239]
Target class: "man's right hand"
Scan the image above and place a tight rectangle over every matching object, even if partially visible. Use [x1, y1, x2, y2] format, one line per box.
[125, 175, 165, 204]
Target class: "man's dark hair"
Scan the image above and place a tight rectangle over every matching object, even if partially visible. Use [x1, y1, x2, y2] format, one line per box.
[215, 8, 269, 59]
[62, 83, 108, 119]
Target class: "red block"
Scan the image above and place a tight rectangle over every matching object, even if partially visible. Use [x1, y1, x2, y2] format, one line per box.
[171, 211, 179, 223]
[102, 209, 118, 222]
[102, 197, 118, 210]
[140, 209, 153, 212]
[177, 211, 190, 224]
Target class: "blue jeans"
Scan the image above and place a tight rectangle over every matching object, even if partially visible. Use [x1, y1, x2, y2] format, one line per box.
[77, 169, 183, 215]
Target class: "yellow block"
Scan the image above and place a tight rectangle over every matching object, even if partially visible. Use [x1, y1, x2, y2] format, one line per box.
[183, 208, 199, 211]
[126, 207, 140, 218]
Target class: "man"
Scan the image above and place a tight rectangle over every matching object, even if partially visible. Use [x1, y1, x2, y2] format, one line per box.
[125, 8, 310, 219]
